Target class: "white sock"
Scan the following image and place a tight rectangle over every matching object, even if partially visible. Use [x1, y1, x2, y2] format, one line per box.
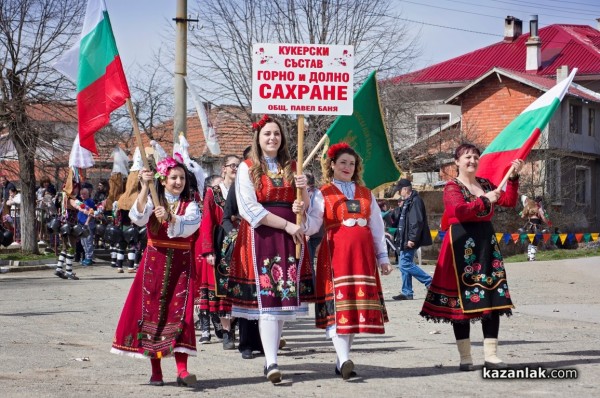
[332, 334, 351, 369]
[259, 318, 282, 367]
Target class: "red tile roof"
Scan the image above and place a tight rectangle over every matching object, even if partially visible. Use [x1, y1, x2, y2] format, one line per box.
[392, 24, 600, 84]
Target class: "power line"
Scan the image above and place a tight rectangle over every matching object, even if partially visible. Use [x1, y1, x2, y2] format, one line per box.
[398, 0, 502, 20]
[396, 17, 502, 37]
[491, 0, 600, 16]
[543, 0, 600, 8]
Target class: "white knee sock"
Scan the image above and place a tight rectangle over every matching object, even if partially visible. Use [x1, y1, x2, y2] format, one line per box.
[332, 334, 351, 369]
[259, 318, 282, 367]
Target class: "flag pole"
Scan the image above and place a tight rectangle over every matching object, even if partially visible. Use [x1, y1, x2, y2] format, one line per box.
[296, 115, 305, 259]
[303, 133, 328, 168]
[494, 165, 516, 193]
[126, 98, 163, 221]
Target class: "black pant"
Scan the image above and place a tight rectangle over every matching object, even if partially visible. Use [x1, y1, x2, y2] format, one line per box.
[452, 311, 500, 340]
[237, 318, 263, 353]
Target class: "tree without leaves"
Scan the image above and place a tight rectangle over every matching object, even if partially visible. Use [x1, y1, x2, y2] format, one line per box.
[187, 0, 419, 175]
[0, 0, 84, 253]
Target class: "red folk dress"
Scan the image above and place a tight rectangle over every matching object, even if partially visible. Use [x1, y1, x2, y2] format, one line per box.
[227, 160, 315, 320]
[194, 186, 231, 315]
[420, 177, 518, 323]
[315, 184, 388, 335]
[111, 200, 197, 358]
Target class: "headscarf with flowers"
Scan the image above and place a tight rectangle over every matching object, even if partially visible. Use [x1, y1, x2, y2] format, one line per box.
[155, 156, 181, 180]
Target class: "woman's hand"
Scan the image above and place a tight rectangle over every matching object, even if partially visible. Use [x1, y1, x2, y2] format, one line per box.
[483, 190, 500, 204]
[292, 199, 304, 214]
[294, 174, 308, 189]
[154, 205, 169, 221]
[206, 253, 215, 266]
[284, 221, 304, 245]
[380, 263, 393, 276]
[509, 159, 524, 178]
[139, 169, 154, 185]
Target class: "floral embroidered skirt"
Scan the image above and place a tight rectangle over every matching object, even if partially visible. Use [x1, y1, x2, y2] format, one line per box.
[227, 205, 314, 320]
[421, 221, 513, 323]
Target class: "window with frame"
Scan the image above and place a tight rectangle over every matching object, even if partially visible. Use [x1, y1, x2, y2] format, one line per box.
[575, 166, 590, 205]
[589, 108, 595, 137]
[569, 103, 582, 134]
[546, 158, 561, 202]
[416, 113, 450, 138]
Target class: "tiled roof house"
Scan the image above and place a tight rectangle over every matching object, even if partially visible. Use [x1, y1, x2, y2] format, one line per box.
[389, 16, 600, 231]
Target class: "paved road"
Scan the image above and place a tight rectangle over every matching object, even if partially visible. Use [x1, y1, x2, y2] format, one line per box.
[1, 258, 599, 397]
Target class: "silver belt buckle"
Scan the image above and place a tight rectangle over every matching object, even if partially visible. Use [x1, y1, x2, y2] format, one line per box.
[342, 218, 367, 227]
[356, 218, 367, 227]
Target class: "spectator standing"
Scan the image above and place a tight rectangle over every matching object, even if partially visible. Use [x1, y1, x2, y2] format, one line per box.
[78, 187, 96, 266]
[392, 179, 433, 301]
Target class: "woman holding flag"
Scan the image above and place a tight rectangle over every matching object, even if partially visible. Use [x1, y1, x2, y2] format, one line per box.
[111, 155, 201, 387]
[420, 143, 523, 371]
[227, 115, 314, 384]
[301, 142, 393, 380]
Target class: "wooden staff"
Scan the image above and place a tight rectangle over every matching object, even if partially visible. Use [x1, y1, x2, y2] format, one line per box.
[296, 115, 305, 259]
[303, 133, 328, 168]
[126, 98, 162, 221]
[494, 165, 516, 193]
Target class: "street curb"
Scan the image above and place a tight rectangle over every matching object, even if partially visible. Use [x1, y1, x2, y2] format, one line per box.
[0, 259, 110, 274]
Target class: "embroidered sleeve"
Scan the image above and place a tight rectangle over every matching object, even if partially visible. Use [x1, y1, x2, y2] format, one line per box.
[129, 196, 153, 226]
[304, 189, 324, 236]
[444, 181, 489, 221]
[236, 162, 268, 228]
[496, 178, 519, 208]
[368, 192, 390, 265]
[167, 201, 201, 238]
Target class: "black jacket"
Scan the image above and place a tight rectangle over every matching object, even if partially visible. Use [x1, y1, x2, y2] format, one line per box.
[394, 191, 432, 251]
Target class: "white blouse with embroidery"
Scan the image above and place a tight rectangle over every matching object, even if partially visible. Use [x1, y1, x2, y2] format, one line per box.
[130, 194, 200, 239]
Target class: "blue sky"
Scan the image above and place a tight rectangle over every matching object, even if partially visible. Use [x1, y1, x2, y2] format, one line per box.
[105, 0, 600, 74]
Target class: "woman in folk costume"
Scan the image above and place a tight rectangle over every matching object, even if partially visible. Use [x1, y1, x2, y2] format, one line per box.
[195, 154, 240, 349]
[111, 155, 201, 387]
[420, 144, 523, 371]
[227, 115, 315, 384]
[302, 143, 394, 380]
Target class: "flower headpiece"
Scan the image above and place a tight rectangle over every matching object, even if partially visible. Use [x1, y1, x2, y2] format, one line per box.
[327, 142, 351, 159]
[155, 155, 181, 180]
[252, 114, 271, 131]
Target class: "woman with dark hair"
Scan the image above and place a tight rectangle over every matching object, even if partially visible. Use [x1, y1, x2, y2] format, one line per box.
[111, 156, 201, 387]
[227, 115, 314, 384]
[302, 142, 393, 380]
[420, 143, 523, 371]
[195, 155, 240, 349]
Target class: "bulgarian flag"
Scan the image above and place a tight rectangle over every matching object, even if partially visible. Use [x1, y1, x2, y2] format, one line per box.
[477, 68, 577, 185]
[55, 0, 130, 154]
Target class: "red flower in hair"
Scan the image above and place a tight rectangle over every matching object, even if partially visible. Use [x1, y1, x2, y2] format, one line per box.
[252, 114, 271, 131]
[327, 142, 351, 159]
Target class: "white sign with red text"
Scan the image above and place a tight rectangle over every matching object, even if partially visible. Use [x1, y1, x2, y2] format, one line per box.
[252, 43, 354, 115]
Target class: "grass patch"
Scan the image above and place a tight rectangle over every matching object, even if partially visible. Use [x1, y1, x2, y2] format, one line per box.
[504, 246, 600, 263]
[0, 252, 55, 261]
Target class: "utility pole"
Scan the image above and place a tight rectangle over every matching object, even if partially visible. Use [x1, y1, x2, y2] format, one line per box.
[173, 0, 187, 141]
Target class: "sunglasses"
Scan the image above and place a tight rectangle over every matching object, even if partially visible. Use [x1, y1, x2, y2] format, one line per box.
[225, 163, 239, 169]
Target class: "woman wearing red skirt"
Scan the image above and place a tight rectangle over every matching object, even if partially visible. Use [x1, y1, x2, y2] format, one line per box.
[227, 115, 315, 384]
[303, 143, 393, 380]
[111, 156, 201, 387]
[420, 144, 523, 370]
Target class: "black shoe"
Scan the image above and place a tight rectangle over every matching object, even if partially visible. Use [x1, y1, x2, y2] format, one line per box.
[198, 332, 211, 344]
[55, 270, 68, 279]
[222, 330, 235, 350]
[339, 360, 355, 380]
[392, 294, 413, 300]
[241, 348, 254, 359]
[335, 365, 357, 379]
[66, 272, 79, 280]
[264, 364, 282, 383]
[148, 378, 164, 386]
[176, 372, 197, 387]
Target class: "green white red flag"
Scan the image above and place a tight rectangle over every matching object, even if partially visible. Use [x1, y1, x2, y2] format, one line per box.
[477, 68, 577, 185]
[55, 0, 130, 154]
